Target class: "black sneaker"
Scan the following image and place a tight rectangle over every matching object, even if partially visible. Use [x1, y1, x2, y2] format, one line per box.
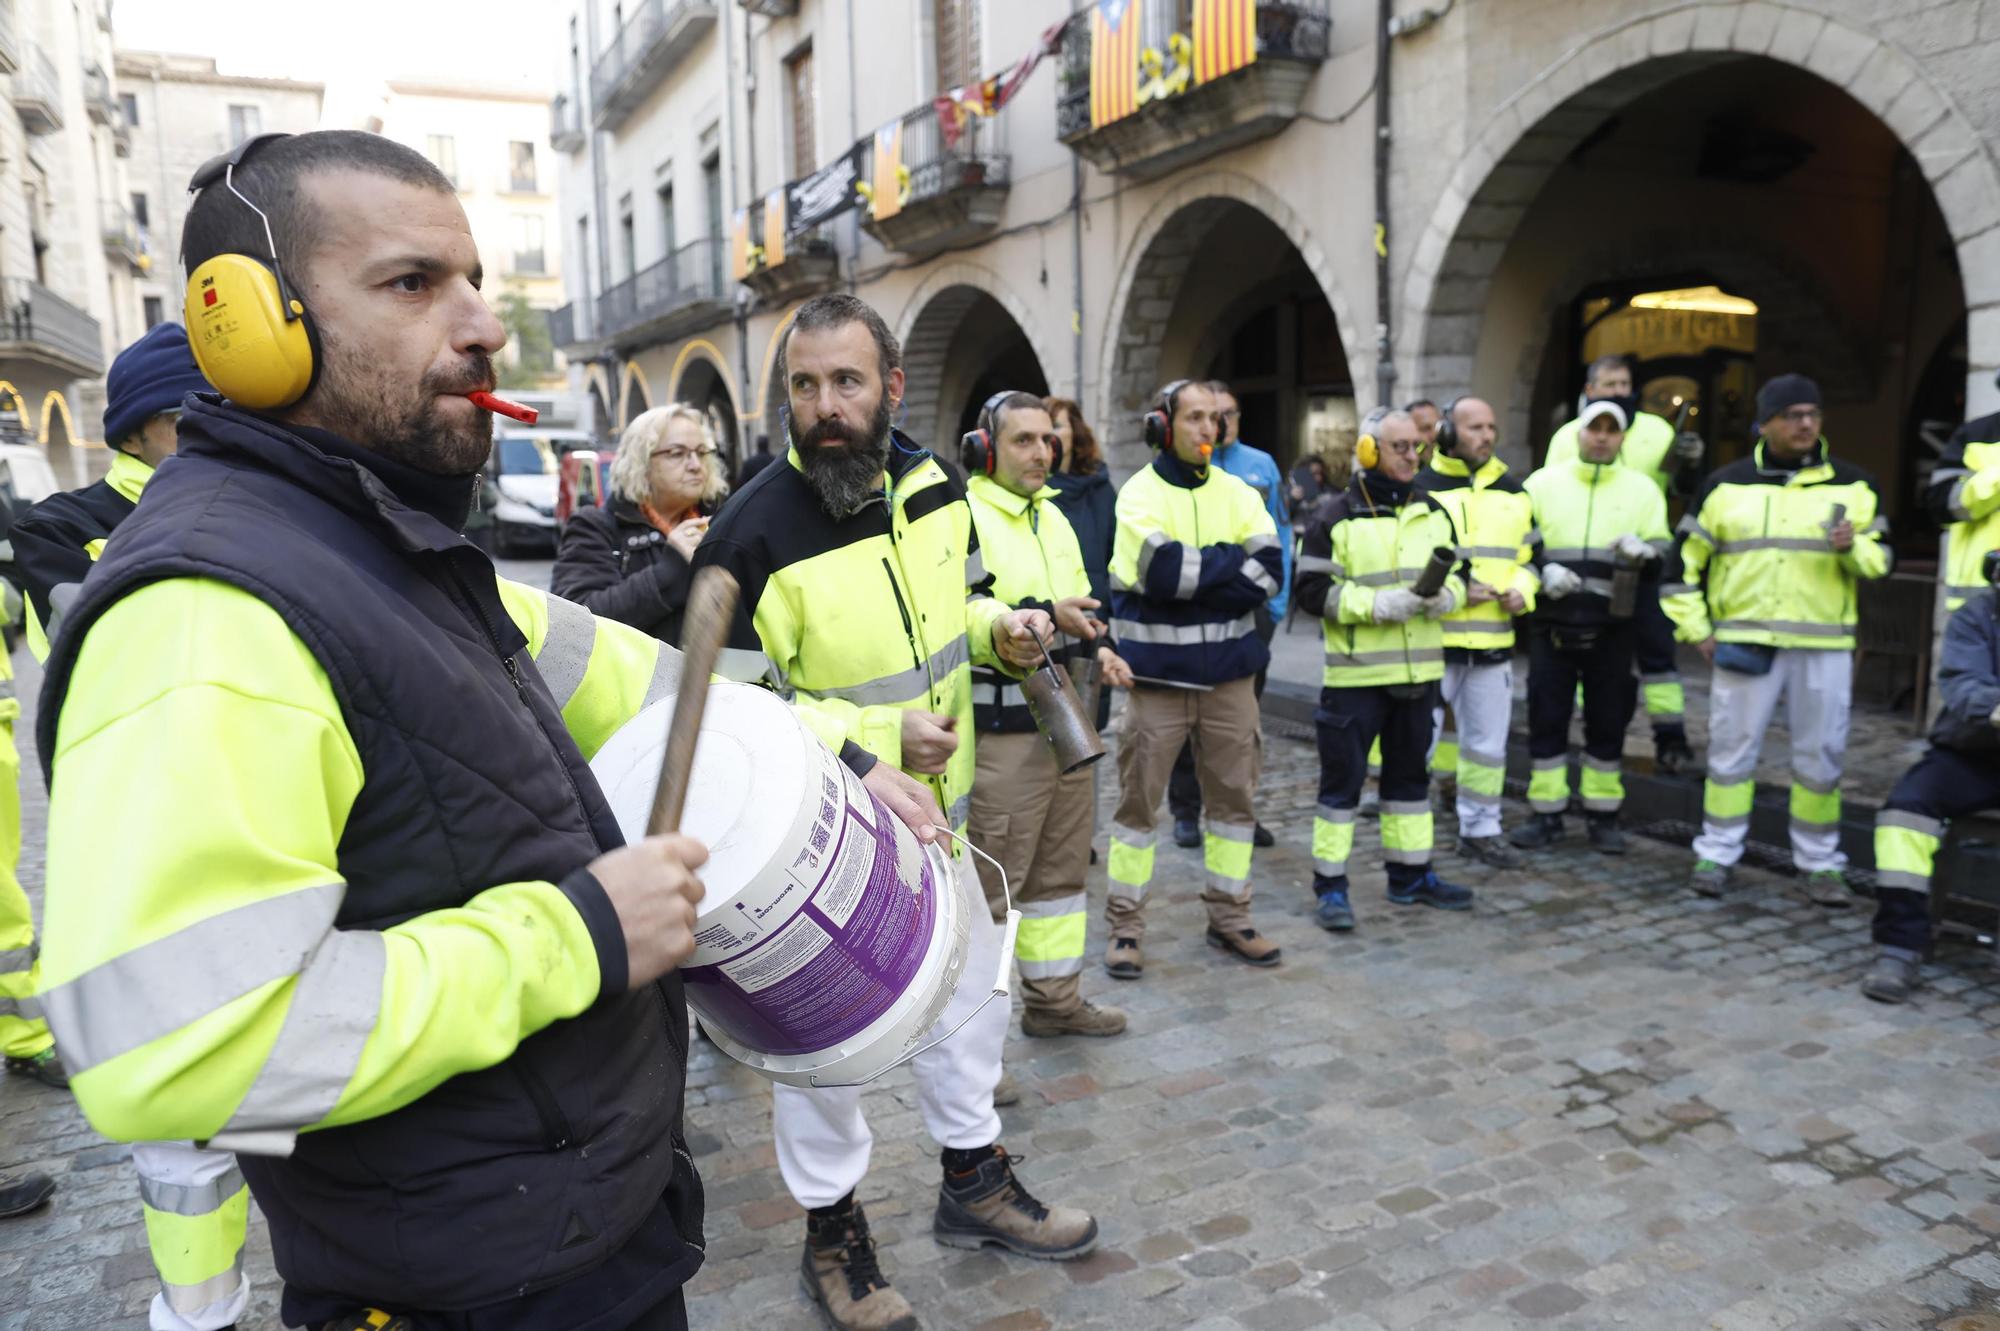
[1586, 817, 1627, 855]
[1654, 727, 1695, 776]
[5, 1048, 68, 1090]
[1459, 835, 1525, 869]
[1387, 870, 1474, 911]
[1253, 823, 1276, 848]
[1508, 814, 1564, 849]
[0, 1171, 54, 1219]
[1173, 818, 1201, 849]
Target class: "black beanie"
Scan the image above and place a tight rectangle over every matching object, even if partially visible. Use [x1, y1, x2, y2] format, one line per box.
[1755, 373, 1820, 424]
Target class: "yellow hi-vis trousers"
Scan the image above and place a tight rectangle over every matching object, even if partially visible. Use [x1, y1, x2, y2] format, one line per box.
[0, 705, 52, 1061]
[969, 730, 1095, 1013]
[132, 1140, 252, 1331]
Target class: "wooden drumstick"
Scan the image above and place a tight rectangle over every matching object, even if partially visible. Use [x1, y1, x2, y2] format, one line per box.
[647, 566, 741, 837]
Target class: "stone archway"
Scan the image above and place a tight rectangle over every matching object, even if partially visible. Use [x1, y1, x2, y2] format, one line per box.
[1097, 172, 1366, 465]
[1401, 4, 2000, 412]
[897, 264, 1059, 452]
[671, 340, 743, 467]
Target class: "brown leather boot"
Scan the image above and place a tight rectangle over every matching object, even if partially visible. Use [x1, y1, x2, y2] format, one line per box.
[1203, 897, 1281, 967]
[801, 1200, 920, 1331]
[1102, 936, 1143, 979]
[933, 1147, 1098, 1259]
[1020, 974, 1128, 1037]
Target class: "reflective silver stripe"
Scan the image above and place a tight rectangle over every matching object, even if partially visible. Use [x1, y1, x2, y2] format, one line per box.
[1875, 869, 1931, 894]
[0, 678, 15, 701]
[139, 1164, 247, 1217]
[1326, 647, 1444, 667]
[221, 927, 386, 1135]
[0, 944, 33, 973]
[1381, 847, 1430, 864]
[1648, 537, 1672, 552]
[1714, 619, 1849, 638]
[1581, 796, 1621, 812]
[1444, 620, 1511, 634]
[1862, 517, 1888, 535]
[1459, 790, 1501, 811]
[1313, 857, 1348, 877]
[1791, 771, 1840, 795]
[1530, 796, 1568, 812]
[1540, 547, 1614, 565]
[1244, 560, 1279, 596]
[1108, 879, 1150, 903]
[0, 993, 43, 1020]
[946, 794, 970, 829]
[1658, 583, 1695, 599]
[1353, 566, 1431, 587]
[1676, 515, 1716, 546]
[1461, 746, 1506, 769]
[1242, 533, 1281, 555]
[1018, 892, 1087, 920]
[1582, 754, 1620, 772]
[1205, 821, 1255, 843]
[1789, 815, 1838, 834]
[1948, 477, 1972, 523]
[1946, 582, 1988, 602]
[40, 883, 343, 1075]
[163, 1261, 246, 1317]
[1704, 813, 1751, 830]
[1314, 805, 1356, 823]
[965, 548, 988, 588]
[536, 594, 598, 709]
[1706, 763, 1755, 785]
[1017, 956, 1083, 979]
[1380, 800, 1431, 817]
[1526, 528, 1545, 547]
[971, 679, 1028, 710]
[1204, 871, 1250, 899]
[46, 579, 83, 639]
[1713, 536, 1835, 554]
[1296, 555, 1343, 576]
[812, 634, 969, 706]
[1461, 544, 1523, 560]
[1580, 578, 1616, 598]
[1111, 822, 1155, 849]
[640, 644, 684, 709]
[1114, 614, 1255, 645]
[1878, 809, 1943, 838]
[1175, 546, 1200, 600]
[1531, 755, 1565, 771]
[716, 645, 777, 686]
[1135, 530, 1170, 586]
[1932, 467, 1972, 482]
[1640, 672, 1678, 686]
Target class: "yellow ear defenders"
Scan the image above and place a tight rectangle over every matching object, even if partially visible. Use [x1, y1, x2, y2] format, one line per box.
[182, 133, 321, 410]
[1354, 406, 1389, 472]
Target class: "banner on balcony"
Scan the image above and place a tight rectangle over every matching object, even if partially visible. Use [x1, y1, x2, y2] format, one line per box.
[1089, 0, 1141, 130]
[762, 187, 789, 267]
[730, 207, 756, 282]
[936, 18, 1065, 150]
[1193, 0, 1257, 83]
[786, 140, 870, 233]
[867, 120, 905, 222]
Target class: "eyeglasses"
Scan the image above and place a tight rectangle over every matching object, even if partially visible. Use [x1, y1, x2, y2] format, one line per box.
[651, 445, 717, 465]
[1219, 408, 1241, 421]
[1779, 407, 1822, 424]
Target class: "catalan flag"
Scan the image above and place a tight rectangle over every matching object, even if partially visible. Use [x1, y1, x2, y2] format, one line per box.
[1193, 0, 1258, 84]
[1090, 0, 1140, 130]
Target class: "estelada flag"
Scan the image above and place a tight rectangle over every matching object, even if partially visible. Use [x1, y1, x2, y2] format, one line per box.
[1194, 0, 1257, 83]
[1089, 0, 1139, 129]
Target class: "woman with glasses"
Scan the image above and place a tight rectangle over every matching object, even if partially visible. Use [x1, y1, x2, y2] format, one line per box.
[552, 402, 728, 646]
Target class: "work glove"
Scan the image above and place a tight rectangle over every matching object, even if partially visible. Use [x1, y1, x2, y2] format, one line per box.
[1540, 563, 1582, 600]
[1673, 431, 1704, 465]
[1419, 586, 1457, 619]
[1613, 533, 1661, 564]
[1372, 588, 1422, 624]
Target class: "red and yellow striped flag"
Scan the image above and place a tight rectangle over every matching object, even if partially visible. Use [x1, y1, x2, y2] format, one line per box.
[1090, 0, 1140, 129]
[1193, 0, 1257, 84]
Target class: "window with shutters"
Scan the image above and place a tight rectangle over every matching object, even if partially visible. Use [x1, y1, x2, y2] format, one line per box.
[784, 44, 815, 177]
[932, 0, 979, 93]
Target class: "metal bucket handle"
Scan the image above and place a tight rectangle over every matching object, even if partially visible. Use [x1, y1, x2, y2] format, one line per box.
[808, 827, 1019, 1087]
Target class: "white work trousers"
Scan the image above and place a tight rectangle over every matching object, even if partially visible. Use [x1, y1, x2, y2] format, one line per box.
[772, 854, 1010, 1209]
[130, 1140, 252, 1331]
[1433, 658, 1514, 839]
[1693, 647, 1852, 872]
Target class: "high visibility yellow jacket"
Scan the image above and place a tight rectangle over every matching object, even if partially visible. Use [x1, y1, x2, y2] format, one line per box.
[1928, 411, 2000, 612]
[1294, 473, 1467, 687]
[697, 435, 1012, 830]
[10, 449, 154, 660]
[1414, 452, 1538, 652]
[1523, 455, 1671, 628]
[1663, 439, 1890, 649]
[1545, 408, 1684, 495]
[965, 474, 1091, 733]
[1109, 451, 1281, 687]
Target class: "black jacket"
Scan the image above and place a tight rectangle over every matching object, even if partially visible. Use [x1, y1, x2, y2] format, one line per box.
[38, 395, 703, 1319]
[8, 467, 139, 637]
[1934, 590, 2000, 753]
[551, 497, 697, 645]
[1047, 465, 1115, 608]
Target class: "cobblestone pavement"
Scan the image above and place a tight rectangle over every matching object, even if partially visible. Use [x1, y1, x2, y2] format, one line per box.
[5, 663, 2000, 1328]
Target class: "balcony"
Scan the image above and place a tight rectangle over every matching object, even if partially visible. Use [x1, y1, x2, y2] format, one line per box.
[1055, 0, 1330, 182]
[549, 302, 579, 354]
[595, 238, 731, 349]
[101, 203, 150, 271]
[589, 0, 718, 132]
[83, 61, 114, 125]
[550, 92, 585, 153]
[13, 45, 62, 135]
[0, 278, 105, 377]
[738, 210, 838, 305]
[861, 100, 1010, 258]
[0, 0, 20, 75]
[111, 103, 130, 156]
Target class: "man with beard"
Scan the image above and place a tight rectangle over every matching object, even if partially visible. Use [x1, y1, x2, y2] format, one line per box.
[695, 294, 1097, 1331]
[34, 131, 939, 1331]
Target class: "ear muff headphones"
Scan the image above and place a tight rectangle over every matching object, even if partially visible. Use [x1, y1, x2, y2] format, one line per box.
[1142, 379, 1192, 450]
[1354, 406, 1390, 472]
[1433, 395, 1466, 459]
[958, 391, 1018, 476]
[182, 133, 321, 410]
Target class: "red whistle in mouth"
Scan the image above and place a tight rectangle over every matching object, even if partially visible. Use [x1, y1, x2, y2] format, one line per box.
[467, 391, 539, 425]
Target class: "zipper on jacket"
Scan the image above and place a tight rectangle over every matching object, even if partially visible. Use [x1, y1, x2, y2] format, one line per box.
[509, 1060, 574, 1152]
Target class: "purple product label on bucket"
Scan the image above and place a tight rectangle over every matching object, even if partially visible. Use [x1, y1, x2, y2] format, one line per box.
[682, 792, 938, 1057]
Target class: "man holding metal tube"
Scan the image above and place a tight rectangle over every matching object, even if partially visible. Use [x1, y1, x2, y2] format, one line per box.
[1513, 400, 1671, 856]
[963, 390, 1132, 1039]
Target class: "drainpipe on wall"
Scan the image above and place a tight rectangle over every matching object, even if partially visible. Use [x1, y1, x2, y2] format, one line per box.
[1070, 2, 1086, 402]
[724, 0, 754, 443]
[1372, 0, 1394, 411]
[845, 0, 861, 292]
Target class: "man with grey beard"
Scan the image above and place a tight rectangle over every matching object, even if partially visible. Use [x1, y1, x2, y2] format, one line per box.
[695, 294, 1096, 1331]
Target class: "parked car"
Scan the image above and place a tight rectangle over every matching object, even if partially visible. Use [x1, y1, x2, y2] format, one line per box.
[489, 428, 590, 554]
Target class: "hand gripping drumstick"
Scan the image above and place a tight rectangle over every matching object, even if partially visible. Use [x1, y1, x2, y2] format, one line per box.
[647, 566, 741, 836]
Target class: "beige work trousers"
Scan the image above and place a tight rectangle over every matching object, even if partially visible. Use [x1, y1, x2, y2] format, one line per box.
[969, 729, 1096, 1015]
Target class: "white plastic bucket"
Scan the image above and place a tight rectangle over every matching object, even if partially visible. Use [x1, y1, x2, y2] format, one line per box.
[588, 684, 1009, 1087]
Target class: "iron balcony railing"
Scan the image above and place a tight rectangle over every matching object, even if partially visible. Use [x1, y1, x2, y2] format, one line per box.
[0, 277, 105, 373]
[895, 98, 1009, 207]
[13, 44, 63, 134]
[549, 91, 585, 151]
[548, 302, 577, 349]
[595, 237, 726, 341]
[101, 201, 149, 267]
[1055, 0, 1330, 140]
[0, 0, 20, 75]
[589, 0, 715, 129]
[82, 61, 115, 124]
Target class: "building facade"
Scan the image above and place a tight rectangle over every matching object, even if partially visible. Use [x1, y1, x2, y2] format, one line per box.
[1, 0, 146, 484]
[549, 0, 1999, 568]
[114, 51, 324, 340]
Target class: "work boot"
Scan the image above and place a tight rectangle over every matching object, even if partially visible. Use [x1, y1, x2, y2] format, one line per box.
[1654, 726, 1695, 776]
[993, 1071, 1022, 1107]
[934, 1146, 1098, 1260]
[1586, 816, 1627, 855]
[1021, 1001, 1127, 1039]
[1253, 823, 1276, 848]
[1387, 868, 1474, 911]
[0, 1170, 54, 1219]
[802, 1198, 919, 1331]
[1860, 950, 1920, 1005]
[1508, 814, 1563, 850]
[1689, 859, 1730, 897]
[1203, 897, 1281, 966]
[5, 1048, 68, 1090]
[1315, 888, 1356, 932]
[1103, 937, 1143, 980]
[1804, 869, 1853, 909]
[1458, 834, 1525, 869]
[1172, 818, 1201, 849]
